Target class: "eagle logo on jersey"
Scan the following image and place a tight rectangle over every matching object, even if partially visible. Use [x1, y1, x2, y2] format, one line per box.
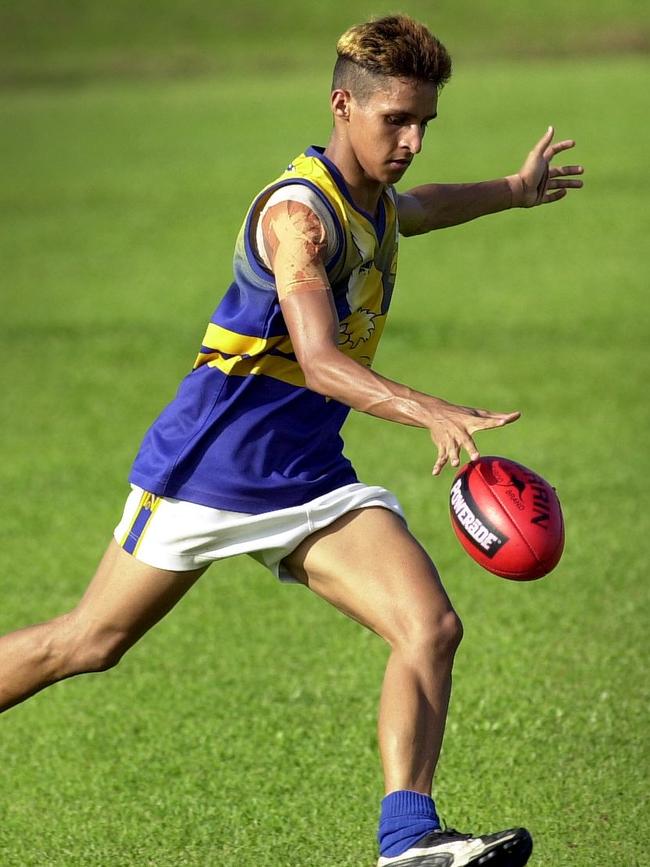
[338, 307, 378, 350]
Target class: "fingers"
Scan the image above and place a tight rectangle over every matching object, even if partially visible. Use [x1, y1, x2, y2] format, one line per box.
[533, 125, 555, 156]
[430, 407, 521, 476]
[432, 442, 467, 476]
[542, 189, 568, 204]
[535, 128, 583, 172]
[431, 427, 488, 476]
[546, 177, 584, 191]
[472, 410, 521, 428]
[543, 138, 576, 160]
[432, 444, 448, 476]
[542, 169, 584, 204]
[547, 164, 584, 192]
[549, 163, 584, 178]
[432, 433, 467, 476]
[498, 410, 521, 425]
[530, 143, 584, 206]
[451, 430, 480, 468]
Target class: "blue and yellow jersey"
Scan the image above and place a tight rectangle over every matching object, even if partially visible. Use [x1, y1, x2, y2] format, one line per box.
[129, 146, 400, 513]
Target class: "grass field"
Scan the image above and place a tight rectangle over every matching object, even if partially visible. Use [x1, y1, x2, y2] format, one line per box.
[2, 0, 648, 82]
[1, 3, 649, 865]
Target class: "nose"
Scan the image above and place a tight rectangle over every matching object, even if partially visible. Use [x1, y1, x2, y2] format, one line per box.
[400, 123, 424, 156]
[400, 124, 424, 155]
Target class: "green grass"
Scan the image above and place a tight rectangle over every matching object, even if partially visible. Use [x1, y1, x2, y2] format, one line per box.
[1, 37, 649, 867]
[1, 0, 649, 83]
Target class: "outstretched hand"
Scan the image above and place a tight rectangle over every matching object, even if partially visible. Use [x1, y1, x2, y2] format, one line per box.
[508, 126, 584, 207]
[428, 399, 521, 476]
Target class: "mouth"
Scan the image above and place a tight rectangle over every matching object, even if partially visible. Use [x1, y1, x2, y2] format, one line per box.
[387, 158, 412, 171]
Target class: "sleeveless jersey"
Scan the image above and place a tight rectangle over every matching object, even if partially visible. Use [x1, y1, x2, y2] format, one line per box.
[129, 146, 400, 513]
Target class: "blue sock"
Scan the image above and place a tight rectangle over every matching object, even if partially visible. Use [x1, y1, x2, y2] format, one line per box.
[378, 790, 440, 857]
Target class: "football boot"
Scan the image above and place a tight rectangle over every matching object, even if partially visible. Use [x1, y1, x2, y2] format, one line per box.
[376, 825, 533, 867]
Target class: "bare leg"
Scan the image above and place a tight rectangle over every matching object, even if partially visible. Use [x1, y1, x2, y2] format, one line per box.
[283, 507, 462, 795]
[0, 539, 207, 713]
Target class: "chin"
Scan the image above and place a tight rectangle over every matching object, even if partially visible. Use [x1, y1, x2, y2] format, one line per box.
[362, 160, 406, 186]
[383, 165, 409, 183]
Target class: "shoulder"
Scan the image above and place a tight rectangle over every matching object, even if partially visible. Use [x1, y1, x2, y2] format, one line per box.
[262, 198, 328, 250]
[256, 185, 339, 269]
[263, 184, 336, 231]
[395, 191, 426, 236]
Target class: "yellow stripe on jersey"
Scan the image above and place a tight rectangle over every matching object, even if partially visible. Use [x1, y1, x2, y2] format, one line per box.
[204, 310, 387, 387]
[206, 352, 307, 388]
[201, 322, 276, 355]
[194, 323, 295, 370]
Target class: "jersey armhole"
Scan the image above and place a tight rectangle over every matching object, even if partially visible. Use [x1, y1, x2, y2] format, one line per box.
[247, 180, 345, 275]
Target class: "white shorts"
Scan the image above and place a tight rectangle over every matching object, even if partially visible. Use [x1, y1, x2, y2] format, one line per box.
[114, 483, 405, 582]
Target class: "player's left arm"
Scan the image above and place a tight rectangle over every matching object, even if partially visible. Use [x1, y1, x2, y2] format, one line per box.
[398, 126, 584, 236]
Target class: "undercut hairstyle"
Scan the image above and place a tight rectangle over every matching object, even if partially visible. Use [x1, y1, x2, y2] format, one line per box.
[332, 15, 452, 102]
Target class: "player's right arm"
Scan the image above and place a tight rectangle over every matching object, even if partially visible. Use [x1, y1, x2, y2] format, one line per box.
[261, 201, 520, 475]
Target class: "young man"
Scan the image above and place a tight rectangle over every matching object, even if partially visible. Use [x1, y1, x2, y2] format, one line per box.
[1, 15, 583, 867]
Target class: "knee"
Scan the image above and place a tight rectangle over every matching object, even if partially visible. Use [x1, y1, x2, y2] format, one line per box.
[422, 608, 463, 660]
[75, 637, 126, 674]
[53, 613, 130, 676]
[438, 608, 464, 656]
[395, 608, 464, 663]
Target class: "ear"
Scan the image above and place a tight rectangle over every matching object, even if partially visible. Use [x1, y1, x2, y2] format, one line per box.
[331, 88, 351, 121]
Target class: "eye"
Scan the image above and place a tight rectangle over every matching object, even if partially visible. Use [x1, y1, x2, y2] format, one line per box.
[386, 115, 405, 126]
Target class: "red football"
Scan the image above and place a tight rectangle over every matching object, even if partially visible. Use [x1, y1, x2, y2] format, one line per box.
[449, 455, 564, 581]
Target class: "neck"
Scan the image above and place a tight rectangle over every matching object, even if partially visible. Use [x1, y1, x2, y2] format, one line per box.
[323, 133, 384, 215]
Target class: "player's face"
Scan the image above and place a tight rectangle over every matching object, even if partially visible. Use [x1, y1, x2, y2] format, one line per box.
[348, 78, 438, 184]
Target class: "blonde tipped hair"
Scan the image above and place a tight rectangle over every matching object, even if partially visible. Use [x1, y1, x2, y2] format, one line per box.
[332, 15, 452, 98]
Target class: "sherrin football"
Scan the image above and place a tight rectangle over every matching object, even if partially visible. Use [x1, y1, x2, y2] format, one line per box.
[449, 456, 564, 581]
